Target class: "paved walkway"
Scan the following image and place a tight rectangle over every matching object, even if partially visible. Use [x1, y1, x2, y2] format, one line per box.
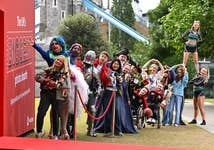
[183, 101, 214, 134]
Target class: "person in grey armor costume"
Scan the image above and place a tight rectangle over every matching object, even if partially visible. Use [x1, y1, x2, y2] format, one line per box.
[83, 50, 101, 137]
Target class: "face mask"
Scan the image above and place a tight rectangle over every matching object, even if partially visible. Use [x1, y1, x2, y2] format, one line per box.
[70, 51, 79, 57]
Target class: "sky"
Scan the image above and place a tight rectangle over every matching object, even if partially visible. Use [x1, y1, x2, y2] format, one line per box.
[134, 0, 160, 14]
[102, 0, 160, 15]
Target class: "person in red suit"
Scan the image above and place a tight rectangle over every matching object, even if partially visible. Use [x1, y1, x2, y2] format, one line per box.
[94, 51, 110, 88]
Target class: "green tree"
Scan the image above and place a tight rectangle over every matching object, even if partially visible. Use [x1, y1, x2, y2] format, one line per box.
[158, 0, 214, 58]
[147, 0, 214, 77]
[131, 41, 152, 65]
[147, 0, 177, 65]
[110, 0, 136, 51]
[57, 13, 109, 55]
[160, 0, 214, 58]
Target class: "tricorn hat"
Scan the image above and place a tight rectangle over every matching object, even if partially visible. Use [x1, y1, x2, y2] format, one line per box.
[114, 48, 129, 57]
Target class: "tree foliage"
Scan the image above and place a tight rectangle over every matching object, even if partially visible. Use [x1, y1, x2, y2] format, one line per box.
[160, 0, 213, 58]
[131, 41, 152, 65]
[146, 1, 176, 65]
[57, 13, 109, 55]
[110, 0, 136, 51]
[148, 0, 214, 63]
[145, 0, 214, 79]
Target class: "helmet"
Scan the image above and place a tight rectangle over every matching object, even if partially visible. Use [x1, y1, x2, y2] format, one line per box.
[83, 50, 96, 65]
[144, 108, 153, 117]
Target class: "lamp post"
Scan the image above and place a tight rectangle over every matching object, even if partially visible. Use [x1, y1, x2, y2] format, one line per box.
[71, 0, 73, 15]
[107, 0, 111, 42]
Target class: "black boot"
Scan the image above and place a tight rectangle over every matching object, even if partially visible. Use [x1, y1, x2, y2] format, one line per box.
[200, 120, 206, 125]
[67, 114, 74, 139]
[188, 119, 197, 124]
[180, 120, 186, 125]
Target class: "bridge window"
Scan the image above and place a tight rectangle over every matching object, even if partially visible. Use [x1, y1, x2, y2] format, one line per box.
[61, 10, 66, 20]
[52, 0, 58, 8]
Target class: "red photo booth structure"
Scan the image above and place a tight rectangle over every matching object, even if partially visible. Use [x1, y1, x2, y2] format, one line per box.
[0, 0, 35, 136]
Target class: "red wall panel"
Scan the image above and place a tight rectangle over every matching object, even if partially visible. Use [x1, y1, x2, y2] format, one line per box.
[0, 10, 4, 137]
[0, 0, 35, 136]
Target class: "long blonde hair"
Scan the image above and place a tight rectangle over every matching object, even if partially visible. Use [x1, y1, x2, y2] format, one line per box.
[51, 55, 70, 75]
[200, 67, 209, 83]
[191, 20, 200, 32]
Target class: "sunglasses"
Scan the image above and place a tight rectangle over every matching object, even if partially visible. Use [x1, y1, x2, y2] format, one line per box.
[51, 42, 59, 46]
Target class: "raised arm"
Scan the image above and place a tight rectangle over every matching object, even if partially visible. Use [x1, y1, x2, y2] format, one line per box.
[142, 59, 154, 69]
[153, 59, 164, 73]
[24, 38, 50, 64]
[182, 29, 190, 39]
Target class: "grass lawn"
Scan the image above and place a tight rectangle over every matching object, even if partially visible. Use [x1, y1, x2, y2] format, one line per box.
[205, 98, 214, 103]
[26, 99, 214, 150]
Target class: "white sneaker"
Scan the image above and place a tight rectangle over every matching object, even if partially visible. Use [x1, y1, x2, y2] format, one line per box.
[151, 118, 156, 123]
[52, 135, 59, 140]
[36, 131, 45, 138]
[146, 118, 152, 123]
[174, 124, 179, 127]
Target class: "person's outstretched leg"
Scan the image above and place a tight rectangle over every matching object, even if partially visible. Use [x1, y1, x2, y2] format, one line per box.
[60, 101, 69, 139]
[67, 113, 74, 139]
[189, 97, 198, 124]
[179, 97, 186, 125]
[174, 96, 183, 126]
[192, 52, 199, 74]
[183, 52, 190, 67]
[198, 96, 206, 125]
[36, 91, 52, 138]
[48, 109, 53, 139]
[168, 96, 175, 125]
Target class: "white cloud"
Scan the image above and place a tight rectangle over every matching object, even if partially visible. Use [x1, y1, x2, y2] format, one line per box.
[102, 0, 160, 16]
[133, 0, 160, 15]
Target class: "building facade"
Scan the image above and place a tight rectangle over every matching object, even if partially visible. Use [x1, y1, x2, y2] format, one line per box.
[39, 0, 82, 39]
[38, 0, 103, 39]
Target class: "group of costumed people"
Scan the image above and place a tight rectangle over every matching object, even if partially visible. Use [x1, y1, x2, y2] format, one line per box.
[26, 20, 209, 140]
